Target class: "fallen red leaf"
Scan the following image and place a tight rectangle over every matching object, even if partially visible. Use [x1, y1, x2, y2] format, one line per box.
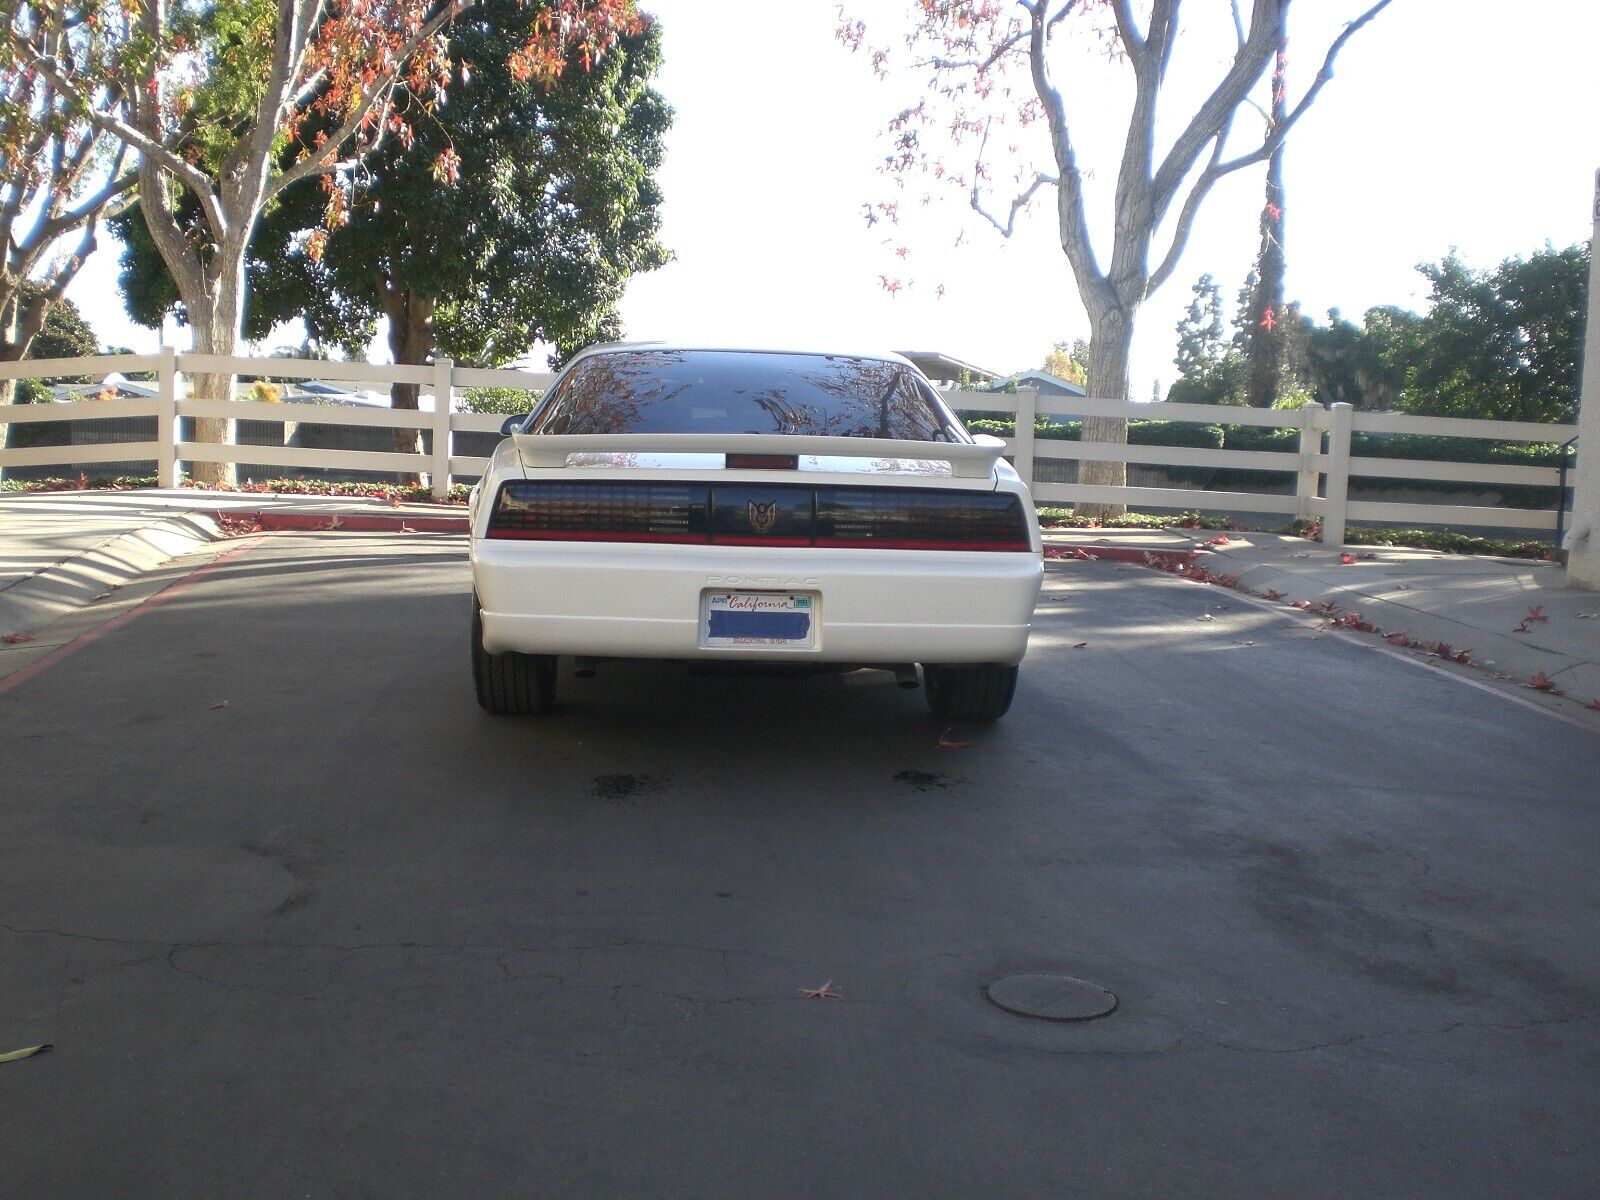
[2, 632, 34, 645]
[1588, 699, 1600, 711]
[1292, 599, 1312, 610]
[800, 981, 841, 1000]
[1525, 672, 1563, 695]
[1072, 641, 1088, 649]
[210, 700, 229, 710]
[1385, 632, 1410, 646]
[1261, 588, 1286, 601]
[935, 727, 973, 750]
[1523, 605, 1549, 624]
[1339, 552, 1357, 565]
[1208, 534, 1230, 546]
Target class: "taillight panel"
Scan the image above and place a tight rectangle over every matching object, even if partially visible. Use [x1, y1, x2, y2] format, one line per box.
[488, 482, 1031, 551]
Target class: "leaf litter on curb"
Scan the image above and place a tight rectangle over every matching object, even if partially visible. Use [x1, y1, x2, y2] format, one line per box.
[2, 632, 34, 644]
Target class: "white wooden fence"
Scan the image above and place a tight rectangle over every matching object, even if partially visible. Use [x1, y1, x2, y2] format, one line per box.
[0, 350, 554, 499]
[956, 388, 1577, 545]
[0, 351, 1580, 546]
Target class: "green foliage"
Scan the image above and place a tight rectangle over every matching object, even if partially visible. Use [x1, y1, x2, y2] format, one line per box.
[461, 386, 540, 416]
[1169, 275, 1246, 405]
[113, 0, 669, 375]
[13, 378, 53, 404]
[1385, 245, 1587, 424]
[25, 296, 99, 361]
[1036, 508, 1236, 530]
[1042, 338, 1089, 386]
[1284, 520, 1559, 560]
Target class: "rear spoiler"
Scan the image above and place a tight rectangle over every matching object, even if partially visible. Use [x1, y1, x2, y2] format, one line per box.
[511, 433, 1007, 479]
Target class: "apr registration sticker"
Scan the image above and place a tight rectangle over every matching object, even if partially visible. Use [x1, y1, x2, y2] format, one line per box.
[700, 591, 817, 649]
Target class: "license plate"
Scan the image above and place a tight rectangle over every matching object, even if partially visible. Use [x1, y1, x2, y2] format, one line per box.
[700, 591, 817, 649]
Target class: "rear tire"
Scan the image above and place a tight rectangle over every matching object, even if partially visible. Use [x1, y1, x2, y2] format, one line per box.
[472, 598, 556, 715]
[923, 663, 1018, 723]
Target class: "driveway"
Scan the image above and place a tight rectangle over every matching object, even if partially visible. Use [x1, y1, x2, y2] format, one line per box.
[3, 533, 1597, 1198]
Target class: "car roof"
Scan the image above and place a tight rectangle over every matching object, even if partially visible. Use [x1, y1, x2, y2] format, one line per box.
[562, 343, 923, 372]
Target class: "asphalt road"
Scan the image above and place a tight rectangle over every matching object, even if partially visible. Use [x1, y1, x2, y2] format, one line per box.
[3, 533, 1598, 1199]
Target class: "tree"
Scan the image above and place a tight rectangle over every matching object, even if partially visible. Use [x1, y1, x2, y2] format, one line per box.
[1386, 246, 1587, 425]
[26, 294, 99, 362]
[115, 0, 669, 477]
[1241, 26, 1288, 408]
[0, 8, 134, 455]
[1043, 337, 1089, 386]
[3, 0, 642, 484]
[1285, 304, 1408, 410]
[841, 0, 1390, 514]
[1168, 273, 1242, 405]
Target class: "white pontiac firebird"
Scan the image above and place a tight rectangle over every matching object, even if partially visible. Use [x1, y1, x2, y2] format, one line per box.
[468, 345, 1044, 721]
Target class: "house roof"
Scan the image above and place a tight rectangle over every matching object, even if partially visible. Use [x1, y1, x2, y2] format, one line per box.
[983, 369, 1087, 397]
[895, 350, 1002, 385]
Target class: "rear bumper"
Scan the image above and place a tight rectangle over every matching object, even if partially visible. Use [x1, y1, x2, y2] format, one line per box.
[472, 540, 1042, 664]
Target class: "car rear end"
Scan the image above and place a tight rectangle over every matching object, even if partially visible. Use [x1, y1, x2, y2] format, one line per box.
[468, 347, 1043, 717]
[473, 463, 1041, 664]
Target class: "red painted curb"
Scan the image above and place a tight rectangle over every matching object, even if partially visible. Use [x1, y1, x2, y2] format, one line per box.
[1044, 545, 1202, 566]
[238, 511, 469, 534]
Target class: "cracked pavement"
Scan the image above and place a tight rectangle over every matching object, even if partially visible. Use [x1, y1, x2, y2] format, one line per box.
[3, 533, 1599, 1198]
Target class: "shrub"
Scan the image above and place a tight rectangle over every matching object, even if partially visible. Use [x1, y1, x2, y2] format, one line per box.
[462, 386, 540, 416]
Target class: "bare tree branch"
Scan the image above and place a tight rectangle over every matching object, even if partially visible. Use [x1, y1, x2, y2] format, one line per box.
[1145, 124, 1232, 295]
[1211, 0, 1393, 177]
[1025, 0, 1111, 307]
[970, 120, 1058, 238]
[25, 50, 229, 241]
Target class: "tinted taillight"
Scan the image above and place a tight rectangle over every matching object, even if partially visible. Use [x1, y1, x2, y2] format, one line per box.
[487, 483, 1030, 551]
[725, 453, 798, 470]
[488, 481, 708, 542]
[814, 488, 1030, 551]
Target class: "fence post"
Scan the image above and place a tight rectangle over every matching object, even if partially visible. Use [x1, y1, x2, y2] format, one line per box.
[1321, 402, 1353, 546]
[156, 346, 179, 488]
[431, 357, 453, 501]
[1294, 403, 1321, 521]
[1012, 386, 1037, 490]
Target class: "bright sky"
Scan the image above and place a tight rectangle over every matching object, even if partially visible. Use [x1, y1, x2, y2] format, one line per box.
[65, 0, 1600, 401]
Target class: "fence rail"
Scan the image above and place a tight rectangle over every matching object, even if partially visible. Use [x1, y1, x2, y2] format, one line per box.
[0, 351, 1582, 546]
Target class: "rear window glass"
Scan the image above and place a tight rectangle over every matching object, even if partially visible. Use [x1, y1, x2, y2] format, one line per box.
[529, 350, 962, 441]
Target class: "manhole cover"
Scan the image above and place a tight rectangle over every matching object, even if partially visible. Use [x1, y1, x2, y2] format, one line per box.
[986, 973, 1117, 1021]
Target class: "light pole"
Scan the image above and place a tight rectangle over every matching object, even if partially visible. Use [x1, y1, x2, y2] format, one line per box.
[1565, 169, 1600, 589]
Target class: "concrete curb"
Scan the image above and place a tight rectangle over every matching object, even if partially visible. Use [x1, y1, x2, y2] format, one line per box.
[0, 510, 223, 636]
[1203, 551, 1600, 702]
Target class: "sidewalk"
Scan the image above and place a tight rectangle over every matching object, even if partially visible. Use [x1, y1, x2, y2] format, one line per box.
[1045, 525, 1600, 716]
[3, 489, 1597, 718]
[0, 488, 467, 634]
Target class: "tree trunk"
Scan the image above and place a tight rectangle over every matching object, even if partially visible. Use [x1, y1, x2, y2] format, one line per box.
[1077, 306, 1134, 519]
[182, 259, 249, 488]
[381, 284, 436, 488]
[1245, 35, 1289, 409]
[0, 355, 18, 480]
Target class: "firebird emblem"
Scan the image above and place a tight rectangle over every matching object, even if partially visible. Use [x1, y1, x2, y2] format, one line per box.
[747, 500, 779, 534]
